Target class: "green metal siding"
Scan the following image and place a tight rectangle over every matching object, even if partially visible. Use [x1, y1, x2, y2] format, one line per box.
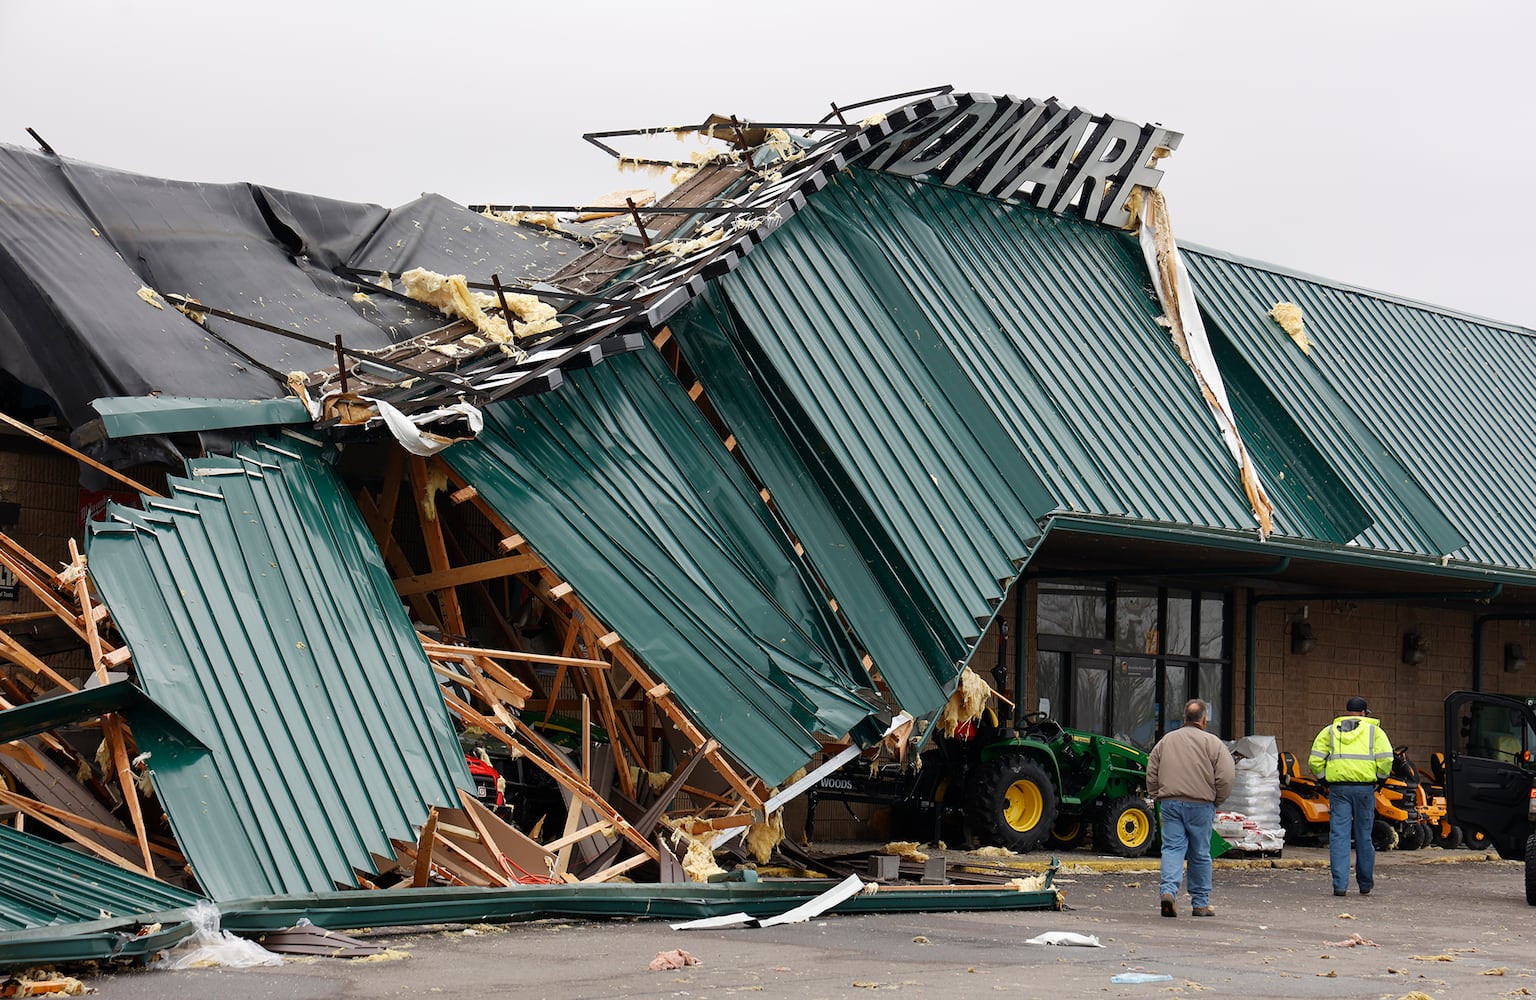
[1182, 248, 1515, 563]
[445, 349, 882, 785]
[85, 437, 470, 901]
[0, 824, 200, 931]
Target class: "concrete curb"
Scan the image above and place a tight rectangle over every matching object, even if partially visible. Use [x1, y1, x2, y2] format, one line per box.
[942, 847, 1510, 875]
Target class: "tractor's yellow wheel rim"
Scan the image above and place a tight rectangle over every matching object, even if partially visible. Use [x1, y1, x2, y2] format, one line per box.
[1004, 780, 1043, 831]
[1055, 819, 1081, 841]
[1118, 807, 1151, 847]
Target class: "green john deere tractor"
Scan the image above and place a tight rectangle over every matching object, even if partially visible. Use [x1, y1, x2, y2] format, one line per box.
[805, 709, 1156, 857]
[966, 712, 1156, 857]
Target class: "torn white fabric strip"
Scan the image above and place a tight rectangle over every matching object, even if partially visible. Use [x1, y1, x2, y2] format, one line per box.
[374, 398, 485, 457]
[756, 873, 867, 927]
[669, 912, 755, 931]
[1138, 190, 1275, 537]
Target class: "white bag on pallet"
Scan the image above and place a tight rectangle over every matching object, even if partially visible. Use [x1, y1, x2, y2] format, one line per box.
[1217, 735, 1283, 850]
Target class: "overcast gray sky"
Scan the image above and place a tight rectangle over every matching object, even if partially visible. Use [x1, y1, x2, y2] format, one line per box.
[4, 0, 1531, 327]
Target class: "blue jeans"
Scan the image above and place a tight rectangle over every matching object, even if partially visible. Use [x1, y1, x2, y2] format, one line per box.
[1328, 783, 1377, 892]
[1158, 799, 1215, 907]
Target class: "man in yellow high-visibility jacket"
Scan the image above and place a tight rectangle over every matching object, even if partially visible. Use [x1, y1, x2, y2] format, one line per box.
[1309, 696, 1394, 897]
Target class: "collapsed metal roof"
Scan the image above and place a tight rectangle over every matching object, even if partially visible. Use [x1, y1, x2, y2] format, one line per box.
[84, 436, 471, 900]
[444, 349, 884, 784]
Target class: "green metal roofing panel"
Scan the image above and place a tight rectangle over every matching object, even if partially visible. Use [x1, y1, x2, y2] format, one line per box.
[781, 170, 1273, 534]
[84, 437, 471, 901]
[1181, 248, 1509, 562]
[669, 296, 956, 715]
[0, 824, 201, 932]
[680, 177, 1056, 664]
[90, 395, 310, 438]
[444, 349, 882, 785]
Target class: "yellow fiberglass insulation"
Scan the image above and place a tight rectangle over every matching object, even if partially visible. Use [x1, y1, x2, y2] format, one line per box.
[937, 667, 994, 738]
[399, 267, 560, 345]
[744, 807, 786, 865]
[670, 824, 728, 882]
[883, 841, 929, 863]
[1269, 302, 1310, 354]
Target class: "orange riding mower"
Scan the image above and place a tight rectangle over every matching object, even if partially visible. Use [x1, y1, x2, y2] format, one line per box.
[1278, 747, 1443, 851]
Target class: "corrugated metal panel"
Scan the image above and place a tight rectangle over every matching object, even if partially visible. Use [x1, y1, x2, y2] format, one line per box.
[445, 349, 882, 785]
[85, 437, 470, 901]
[0, 824, 200, 931]
[1182, 247, 1531, 564]
[793, 170, 1267, 531]
[686, 176, 1057, 665]
[669, 296, 959, 715]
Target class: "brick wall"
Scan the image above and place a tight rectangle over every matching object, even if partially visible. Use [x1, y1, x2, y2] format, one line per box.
[1254, 597, 1480, 763]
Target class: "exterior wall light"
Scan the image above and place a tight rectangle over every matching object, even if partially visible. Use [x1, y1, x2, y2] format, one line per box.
[1401, 631, 1429, 665]
[1290, 620, 1316, 655]
[1506, 643, 1527, 673]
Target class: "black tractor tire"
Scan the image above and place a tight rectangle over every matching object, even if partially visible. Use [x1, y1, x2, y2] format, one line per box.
[1093, 796, 1156, 858]
[1434, 823, 1463, 850]
[1525, 833, 1536, 906]
[1465, 827, 1491, 851]
[1280, 801, 1313, 846]
[1046, 814, 1090, 852]
[1371, 820, 1400, 852]
[967, 754, 1057, 852]
[1400, 823, 1427, 851]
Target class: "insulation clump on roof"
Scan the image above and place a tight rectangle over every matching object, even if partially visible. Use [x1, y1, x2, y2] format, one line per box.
[1269, 301, 1310, 354]
[398, 267, 560, 351]
[937, 667, 994, 738]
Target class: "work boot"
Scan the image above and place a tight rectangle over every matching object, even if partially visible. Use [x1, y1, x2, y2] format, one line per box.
[1333, 889, 1347, 896]
[1160, 894, 1176, 918]
[1191, 906, 1215, 917]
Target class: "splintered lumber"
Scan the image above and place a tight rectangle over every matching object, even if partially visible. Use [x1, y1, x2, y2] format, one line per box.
[440, 691, 657, 863]
[580, 852, 648, 884]
[412, 808, 440, 888]
[456, 794, 557, 883]
[0, 629, 79, 694]
[408, 456, 465, 635]
[0, 410, 159, 496]
[420, 639, 608, 671]
[393, 554, 542, 597]
[67, 541, 153, 876]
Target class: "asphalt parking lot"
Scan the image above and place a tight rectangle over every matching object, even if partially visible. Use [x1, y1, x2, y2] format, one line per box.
[79, 846, 1531, 1000]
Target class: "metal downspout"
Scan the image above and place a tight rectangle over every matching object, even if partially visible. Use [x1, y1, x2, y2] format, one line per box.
[1471, 612, 1536, 691]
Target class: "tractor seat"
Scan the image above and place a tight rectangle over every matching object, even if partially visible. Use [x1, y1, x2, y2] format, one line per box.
[1278, 751, 1299, 786]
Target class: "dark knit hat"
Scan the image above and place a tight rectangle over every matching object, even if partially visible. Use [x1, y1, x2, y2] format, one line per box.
[1346, 696, 1369, 713]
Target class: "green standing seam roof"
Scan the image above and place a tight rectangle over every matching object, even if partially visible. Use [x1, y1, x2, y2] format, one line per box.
[85, 437, 470, 901]
[0, 824, 201, 932]
[1182, 248, 1476, 559]
[670, 296, 958, 715]
[798, 170, 1267, 533]
[679, 178, 1055, 665]
[445, 349, 882, 785]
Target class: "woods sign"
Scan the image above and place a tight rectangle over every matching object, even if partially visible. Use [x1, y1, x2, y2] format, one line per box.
[862, 93, 1181, 229]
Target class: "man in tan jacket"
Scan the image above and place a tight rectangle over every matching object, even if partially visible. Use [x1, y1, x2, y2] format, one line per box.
[1146, 699, 1235, 917]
